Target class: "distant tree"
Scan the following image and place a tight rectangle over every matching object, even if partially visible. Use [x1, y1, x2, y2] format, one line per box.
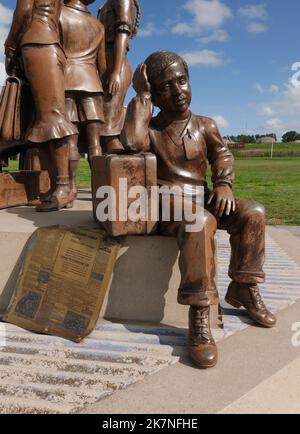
[236, 135, 256, 143]
[282, 131, 299, 142]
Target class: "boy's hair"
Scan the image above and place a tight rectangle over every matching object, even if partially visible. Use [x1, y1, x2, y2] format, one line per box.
[144, 51, 189, 86]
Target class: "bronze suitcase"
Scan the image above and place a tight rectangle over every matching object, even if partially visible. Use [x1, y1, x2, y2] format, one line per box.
[92, 153, 157, 237]
[0, 170, 50, 209]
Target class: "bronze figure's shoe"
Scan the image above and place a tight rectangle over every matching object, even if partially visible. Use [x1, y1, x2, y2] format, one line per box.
[36, 194, 74, 212]
[188, 306, 218, 369]
[225, 282, 277, 328]
[36, 177, 74, 212]
[27, 198, 42, 206]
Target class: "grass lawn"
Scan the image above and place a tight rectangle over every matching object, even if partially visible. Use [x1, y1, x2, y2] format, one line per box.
[231, 142, 300, 158]
[223, 158, 300, 226]
[6, 157, 300, 225]
[239, 142, 300, 151]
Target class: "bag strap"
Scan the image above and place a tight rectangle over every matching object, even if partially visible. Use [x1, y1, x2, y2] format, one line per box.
[0, 80, 11, 131]
[12, 78, 22, 140]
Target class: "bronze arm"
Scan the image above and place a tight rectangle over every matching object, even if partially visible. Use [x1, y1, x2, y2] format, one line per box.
[121, 94, 152, 152]
[204, 118, 235, 188]
[4, 0, 33, 53]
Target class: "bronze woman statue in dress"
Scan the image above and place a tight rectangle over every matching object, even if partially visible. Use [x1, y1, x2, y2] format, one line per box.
[5, 0, 78, 211]
[98, 0, 141, 153]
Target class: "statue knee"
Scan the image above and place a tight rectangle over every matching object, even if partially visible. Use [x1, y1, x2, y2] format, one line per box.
[242, 201, 266, 223]
[179, 205, 217, 235]
[251, 202, 265, 219]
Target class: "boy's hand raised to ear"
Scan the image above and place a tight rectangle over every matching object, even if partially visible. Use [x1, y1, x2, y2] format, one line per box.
[208, 185, 236, 218]
[133, 64, 151, 96]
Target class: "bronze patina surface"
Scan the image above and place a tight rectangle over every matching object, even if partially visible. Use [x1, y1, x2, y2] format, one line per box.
[98, 0, 140, 153]
[4, 0, 78, 212]
[122, 51, 277, 369]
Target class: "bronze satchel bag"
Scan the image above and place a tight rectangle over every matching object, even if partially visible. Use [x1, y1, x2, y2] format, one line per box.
[0, 75, 23, 142]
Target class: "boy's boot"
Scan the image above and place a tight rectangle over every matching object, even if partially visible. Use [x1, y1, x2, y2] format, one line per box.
[225, 282, 277, 328]
[188, 306, 218, 369]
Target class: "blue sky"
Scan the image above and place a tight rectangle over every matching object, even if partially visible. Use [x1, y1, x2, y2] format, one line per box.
[1, 0, 299, 138]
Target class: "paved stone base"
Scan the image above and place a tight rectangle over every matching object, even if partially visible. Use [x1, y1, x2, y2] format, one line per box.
[0, 194, 299, 414]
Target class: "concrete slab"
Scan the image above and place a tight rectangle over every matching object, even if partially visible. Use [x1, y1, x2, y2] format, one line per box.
[267, 226, 300, 265]
[218, 230, 300, 337]
[0, 320, 184, 414]
[79, 301, 300, 414]
[277, 226, 300, 240]
[219, 356, 300, 414]
[0, 196, 299, 414]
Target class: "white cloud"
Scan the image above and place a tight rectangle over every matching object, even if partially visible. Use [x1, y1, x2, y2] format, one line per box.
[259, 106, 274, 116]
[255, 83, 280, 95]
[247, 22, 268, 33]
[0, 61, 6, 86]
[0, 3, 14, 62]
[138, 22, 156, 38]
[172, 22, 195, 35]
[270, 84, 300, 117]
[269, 84, 279, 94]
[181, 49, 226, 67]
[184, 0, 233, 28]
[199, 29, 229, 43]
[258, 82, 300, 133]
[263, 118, 286, 131]
[0, 5, 13, 83]
[212, 115, 229, 128]
[254, 83, 264, 93]
[239, 4, 269, 35]
[171, 0, 232, 38]
[239, 4, 268, 20]
[0, 3, 13, 25]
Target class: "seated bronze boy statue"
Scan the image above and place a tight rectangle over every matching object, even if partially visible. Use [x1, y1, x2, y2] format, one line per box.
[122, 51, 276, 369]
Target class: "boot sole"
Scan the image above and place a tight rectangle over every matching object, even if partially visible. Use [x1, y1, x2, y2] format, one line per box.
[36, 202, 74, 213]
[190, 356, 218, 370]
[225, 296, 276, 328]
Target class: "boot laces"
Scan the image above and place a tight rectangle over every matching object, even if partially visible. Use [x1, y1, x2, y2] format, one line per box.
[251, 287, 267, 310]
[192, 309, 211, 341]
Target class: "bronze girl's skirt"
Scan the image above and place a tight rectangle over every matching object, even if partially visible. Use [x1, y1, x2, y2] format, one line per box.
[101, 48, 132, 137]
[22, 44, 78, 143]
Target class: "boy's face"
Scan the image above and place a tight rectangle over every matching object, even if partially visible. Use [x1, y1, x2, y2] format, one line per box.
[152, 61, 192, 114]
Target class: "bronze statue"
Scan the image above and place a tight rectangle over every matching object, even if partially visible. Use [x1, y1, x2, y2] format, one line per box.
[98, 0, 140, 154]
[122, 51, 277, 369]
[59, 0, 106, 199]
[5, 0, 78, 212]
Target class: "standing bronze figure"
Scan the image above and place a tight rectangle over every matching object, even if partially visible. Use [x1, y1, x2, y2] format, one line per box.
[5, 0, 78, 211]
[98, 0, 140, 153]
[59, 0, 106, 199]
[122, 51, 277, 369]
